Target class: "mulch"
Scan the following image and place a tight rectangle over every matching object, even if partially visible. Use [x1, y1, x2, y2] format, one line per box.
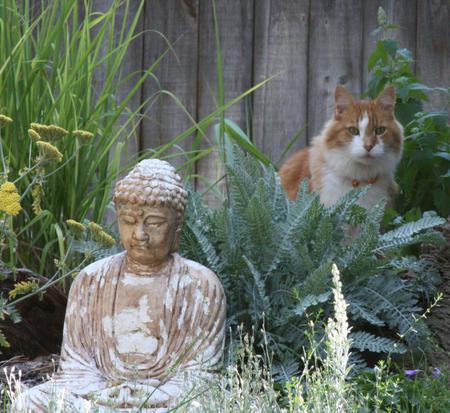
[0, 354, 59, 388]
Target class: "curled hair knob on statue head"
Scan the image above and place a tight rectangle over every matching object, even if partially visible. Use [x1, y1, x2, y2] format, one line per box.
[113, 159, 188, 227]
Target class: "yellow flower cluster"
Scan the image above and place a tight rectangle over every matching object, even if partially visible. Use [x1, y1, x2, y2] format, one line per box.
[30, 123, 68, 141]
[9, 280, 39, 299]
[66, 219, 86, 233]
[73, 129, 94, 140]
[88, 222, 116, 247]
[0, 115, 13, 127]
[31, 184, 44, 215]
[36, 141, 63, 163]
[28, 129, 41, 142]
[0, 181, 22, 215]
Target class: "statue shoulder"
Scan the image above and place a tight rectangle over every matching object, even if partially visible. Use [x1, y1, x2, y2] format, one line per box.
[75, 252, 126, 280]
[175, 255, 224, 295]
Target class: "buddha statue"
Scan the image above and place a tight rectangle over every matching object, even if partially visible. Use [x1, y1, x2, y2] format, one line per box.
[15, 159, 226, 412]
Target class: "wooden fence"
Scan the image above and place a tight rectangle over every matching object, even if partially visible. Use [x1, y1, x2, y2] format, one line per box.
[94, 0, 449, 189]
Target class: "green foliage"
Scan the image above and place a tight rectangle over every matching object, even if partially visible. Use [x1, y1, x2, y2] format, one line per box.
[356, 360, 450, 413]
[397, 112, 450, 217]
[180, 147, 444, 378]
[0, 0, 150, 274]
[366, 7, 450, 217]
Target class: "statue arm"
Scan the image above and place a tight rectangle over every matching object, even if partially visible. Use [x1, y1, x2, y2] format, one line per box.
[156, 275, 227, 404]
[56, 270, 109, 395]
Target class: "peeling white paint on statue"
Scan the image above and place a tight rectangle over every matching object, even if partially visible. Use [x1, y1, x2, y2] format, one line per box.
[14, 159, 226, 412]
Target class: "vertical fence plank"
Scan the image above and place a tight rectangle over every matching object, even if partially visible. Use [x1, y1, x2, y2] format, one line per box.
[307, 0, 363, 140]
[141, 0, 199, 163]
[362, 1, 417, 92]
[90, 0, 144, 162]
[416, 0, 450, 111]
[195, 0, 254, 203]
[252, 0, 310, 165]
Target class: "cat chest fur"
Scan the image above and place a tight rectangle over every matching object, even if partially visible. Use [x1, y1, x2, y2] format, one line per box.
[319, 164, 392, 209]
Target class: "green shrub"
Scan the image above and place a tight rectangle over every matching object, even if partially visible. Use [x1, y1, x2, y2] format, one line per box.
[366, 7, 450, 217]
[180, 147, 445, 379]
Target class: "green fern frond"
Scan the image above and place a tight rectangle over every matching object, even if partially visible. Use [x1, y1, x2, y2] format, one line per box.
[377, 215, 446, 251]
[351, 331, 406, 354]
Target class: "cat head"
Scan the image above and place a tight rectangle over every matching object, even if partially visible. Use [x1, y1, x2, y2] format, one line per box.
[324, 85, 403, 166]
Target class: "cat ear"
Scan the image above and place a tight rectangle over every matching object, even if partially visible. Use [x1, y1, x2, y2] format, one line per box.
[334, 85, 354, 117]
[376, 86, 396, 112]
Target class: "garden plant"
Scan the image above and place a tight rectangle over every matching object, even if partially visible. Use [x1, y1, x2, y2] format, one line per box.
[1, 3, 449, 412]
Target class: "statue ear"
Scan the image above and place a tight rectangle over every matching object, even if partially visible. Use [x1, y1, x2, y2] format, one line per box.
[334, 85, 354, 117]
[375, 86, 396, 112]
[170, 228, 180, 253]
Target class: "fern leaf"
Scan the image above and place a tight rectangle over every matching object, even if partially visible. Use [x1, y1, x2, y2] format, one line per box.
[350, 331, 406, 354]
[377, 215, 445, 251]
[293, 292, 331, 317]
[347, 297, 385, 327]
[243, 255, 271, 317]
[188, 222, 224, 274]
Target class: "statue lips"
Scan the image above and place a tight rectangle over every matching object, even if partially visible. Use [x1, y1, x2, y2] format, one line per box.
[132, 243, 148, 250]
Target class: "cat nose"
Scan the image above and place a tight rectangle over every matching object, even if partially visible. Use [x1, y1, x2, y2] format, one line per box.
[364, 142, 375, 152]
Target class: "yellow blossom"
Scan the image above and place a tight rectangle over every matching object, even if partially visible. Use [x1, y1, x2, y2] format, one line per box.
[88, 222, 115, 247]
[0, 115, 13, 127]
[73, 129, 94, 140]
[31, 184, 44, 215]
[98, 231, 116, 247]
[88, 221, 103, 235]
[30, 123, 68, 141]
[9, 280, 40, 299]
[36, 141, 63, 163]
[66, 219, 86, 233]
[1, 182, 17, 192]
[28, 129, 41, 142]
[0, 181, 22, 215]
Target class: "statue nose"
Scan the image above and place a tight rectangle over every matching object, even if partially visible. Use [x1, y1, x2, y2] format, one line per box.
[133, 224, 148, 241]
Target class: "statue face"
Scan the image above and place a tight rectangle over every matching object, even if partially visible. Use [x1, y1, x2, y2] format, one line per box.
[117, 204, 178, 266]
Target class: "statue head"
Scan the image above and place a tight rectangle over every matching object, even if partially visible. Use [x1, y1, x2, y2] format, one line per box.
[113, 159, 188, 267]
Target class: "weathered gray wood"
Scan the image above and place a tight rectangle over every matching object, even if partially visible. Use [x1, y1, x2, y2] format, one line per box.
[362, 1, 417, 92]
[252, 0, 310, 165]
[141, 0, 200, 164]
[416, 0, 450, 112]
[195, 0, 254, 203]
[90, 1, 144, 162]
[33, 0, 449, 176]
[308, 0, 364, 140]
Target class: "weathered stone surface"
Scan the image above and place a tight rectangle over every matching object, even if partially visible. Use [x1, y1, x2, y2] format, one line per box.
[15, 159, 226, 412]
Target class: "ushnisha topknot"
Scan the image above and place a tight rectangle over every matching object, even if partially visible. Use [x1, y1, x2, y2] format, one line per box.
[113, 159, 188, 223]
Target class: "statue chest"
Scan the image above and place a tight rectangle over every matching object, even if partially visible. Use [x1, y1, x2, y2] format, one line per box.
[108, 272, 169, 363]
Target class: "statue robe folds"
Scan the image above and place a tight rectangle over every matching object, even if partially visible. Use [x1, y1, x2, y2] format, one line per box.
[16, 252, 226, 412]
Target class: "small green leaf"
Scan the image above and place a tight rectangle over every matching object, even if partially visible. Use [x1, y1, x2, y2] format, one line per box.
[441, 169, 450, 178]
[381, 39, 398, 59]
[377, 7, 387, 26]
[385, 24, 401, 30]
[434, 152, 450, 162]
[368, 49, 381, 71]
[397, 48, 413, 61]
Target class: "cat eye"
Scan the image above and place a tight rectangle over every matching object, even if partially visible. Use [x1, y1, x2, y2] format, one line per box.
[348, 127, 359, 135]
[375, 127, 386, 135]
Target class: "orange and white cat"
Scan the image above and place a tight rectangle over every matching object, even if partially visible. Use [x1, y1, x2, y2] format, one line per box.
[279, 85, 403, 209]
